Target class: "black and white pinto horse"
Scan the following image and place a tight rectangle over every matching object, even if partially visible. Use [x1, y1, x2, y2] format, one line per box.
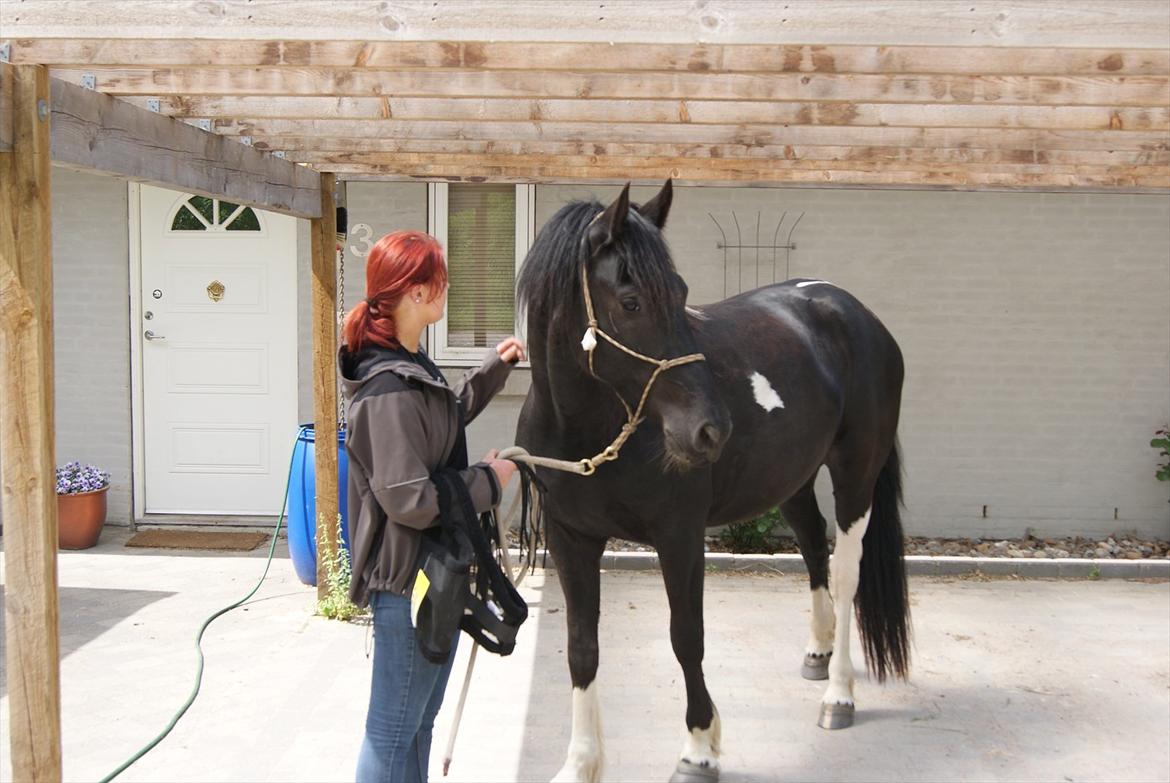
[516, 181, 909, 783]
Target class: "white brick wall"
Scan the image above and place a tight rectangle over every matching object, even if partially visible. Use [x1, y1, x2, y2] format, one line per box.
[0, 169, 133, 528]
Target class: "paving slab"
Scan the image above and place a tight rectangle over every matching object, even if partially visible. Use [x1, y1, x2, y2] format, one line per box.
[2, 528, 1168, 783]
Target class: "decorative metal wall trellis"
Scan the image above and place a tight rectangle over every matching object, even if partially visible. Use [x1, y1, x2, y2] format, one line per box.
[707, 210, 805, 298]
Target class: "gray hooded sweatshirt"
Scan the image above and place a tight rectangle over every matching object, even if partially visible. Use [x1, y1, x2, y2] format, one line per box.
[339, 344, 513, 606]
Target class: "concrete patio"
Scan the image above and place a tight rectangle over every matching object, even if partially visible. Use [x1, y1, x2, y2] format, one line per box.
[2, 527, 1168, 783]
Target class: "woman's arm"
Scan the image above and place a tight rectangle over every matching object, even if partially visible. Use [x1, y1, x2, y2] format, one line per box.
[452, 337, 525, 424]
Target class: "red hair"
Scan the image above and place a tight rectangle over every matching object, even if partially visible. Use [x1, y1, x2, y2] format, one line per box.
[343, 231, 448, 353]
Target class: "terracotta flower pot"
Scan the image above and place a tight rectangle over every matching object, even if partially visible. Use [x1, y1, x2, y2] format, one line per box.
[57, 487, 108, 550]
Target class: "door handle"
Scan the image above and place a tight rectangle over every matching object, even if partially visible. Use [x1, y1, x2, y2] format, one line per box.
[144, 330, 166, 341]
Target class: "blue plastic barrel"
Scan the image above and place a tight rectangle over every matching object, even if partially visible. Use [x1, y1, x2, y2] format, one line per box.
[286, 424, 351, 586]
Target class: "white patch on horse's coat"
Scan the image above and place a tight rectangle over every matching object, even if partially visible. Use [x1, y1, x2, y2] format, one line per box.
[679, 708, 722, 770]
[552, 682, 604, 783]
[824, 509, 871, 706]
[806, 586, 835, 657]
[796, 279, 833, 288]
[750, 372, 785, 412]
[685, 306, 710, 321]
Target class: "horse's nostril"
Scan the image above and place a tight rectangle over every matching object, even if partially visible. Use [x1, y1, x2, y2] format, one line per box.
[695, 422, 727, 459]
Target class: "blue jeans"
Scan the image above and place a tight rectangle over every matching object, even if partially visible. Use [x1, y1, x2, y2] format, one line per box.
[356, 590, 459, 783]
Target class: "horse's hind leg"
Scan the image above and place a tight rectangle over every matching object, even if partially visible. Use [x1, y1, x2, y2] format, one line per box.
[658, 537, 721, 783]
[818, 450, 880, 730]
[547, 520, 607, 783]
[780, 478, 834, 681]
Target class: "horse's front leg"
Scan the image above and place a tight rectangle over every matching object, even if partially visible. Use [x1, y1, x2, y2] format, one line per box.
[547, 519, 607, 783]
[658, 539, 721, 783]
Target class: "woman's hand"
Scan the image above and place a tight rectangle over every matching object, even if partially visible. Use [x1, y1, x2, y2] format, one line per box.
[482, 449, 517, 489]
[495, 337, 526, 364]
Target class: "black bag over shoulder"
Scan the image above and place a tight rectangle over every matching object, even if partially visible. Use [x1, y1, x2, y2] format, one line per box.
[408, 469, 528, 664]
[410, 522, 472, 665]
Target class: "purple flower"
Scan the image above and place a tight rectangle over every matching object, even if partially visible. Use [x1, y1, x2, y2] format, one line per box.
[56, 461, 109, 495]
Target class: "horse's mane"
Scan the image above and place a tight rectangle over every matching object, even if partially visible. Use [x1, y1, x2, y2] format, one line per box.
[516, 199, 678, 341]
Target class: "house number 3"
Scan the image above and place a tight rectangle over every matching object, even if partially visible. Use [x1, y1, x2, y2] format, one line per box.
[348, 223, 374, 258]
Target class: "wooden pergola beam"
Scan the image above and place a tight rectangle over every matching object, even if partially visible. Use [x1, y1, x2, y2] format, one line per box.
[210, 118, 1170, 152]
[0, 63, 63, 783]
[310, 173, 339, 598]
[5, 1, 1169, 48]
[9, 39, 1170, 75]
[117, 95, 1170, 133]
[41, 71, 321, 218]
[45, 67, 1170, 107]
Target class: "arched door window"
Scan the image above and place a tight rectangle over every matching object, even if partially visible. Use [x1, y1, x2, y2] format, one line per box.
[170, 195, 262, 232]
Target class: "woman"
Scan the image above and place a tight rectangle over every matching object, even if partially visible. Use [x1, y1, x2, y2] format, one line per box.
[339, 230, 524, 783]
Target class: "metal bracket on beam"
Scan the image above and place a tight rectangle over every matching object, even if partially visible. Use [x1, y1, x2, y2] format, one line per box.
[272, 151, 287, 159]
[146, 98, 161, 113]
[194, 119, 212, 132]
[0, 43, 11, 63]
[80, 73, 96, 90]
[240, 136, 253, 146]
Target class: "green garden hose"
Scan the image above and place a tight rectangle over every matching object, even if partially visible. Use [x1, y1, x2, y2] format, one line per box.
[99, 448, 299, 783]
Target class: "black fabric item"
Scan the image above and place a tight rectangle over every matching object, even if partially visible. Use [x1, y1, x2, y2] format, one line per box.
[410, 469, 529, 662]
[411, 475, 474, 664]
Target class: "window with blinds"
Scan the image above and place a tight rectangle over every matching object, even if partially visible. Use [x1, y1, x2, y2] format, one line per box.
[446, 184, 517, 349]
[430, 183, 534, 363]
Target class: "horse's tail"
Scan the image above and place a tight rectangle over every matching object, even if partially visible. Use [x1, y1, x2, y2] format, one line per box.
[855, 437, 911, 682]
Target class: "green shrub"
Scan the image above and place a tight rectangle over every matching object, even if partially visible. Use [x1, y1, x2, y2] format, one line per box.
[721, 506, 789, 554]
[316, 515, 368, 622]
[1153, 426, 1170, 482]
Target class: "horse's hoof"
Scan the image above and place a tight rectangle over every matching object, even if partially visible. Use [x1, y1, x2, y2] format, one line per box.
[817, 701, 855, 730]
[801, 652, 831, 680]
[669, 759, 720, 783]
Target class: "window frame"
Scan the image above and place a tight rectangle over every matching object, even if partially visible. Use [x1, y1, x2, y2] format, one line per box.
[427, 182, 535, 366]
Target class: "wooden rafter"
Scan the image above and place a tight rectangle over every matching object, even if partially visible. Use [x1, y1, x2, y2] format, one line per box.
[5, 1, 1169, 48]
[4, 1, 1169, 189]
[9, 39, 1170, 75]
[46, 73, 321, 218]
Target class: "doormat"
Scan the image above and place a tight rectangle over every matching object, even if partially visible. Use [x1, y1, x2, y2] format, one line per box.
[125, 530, 270, 551]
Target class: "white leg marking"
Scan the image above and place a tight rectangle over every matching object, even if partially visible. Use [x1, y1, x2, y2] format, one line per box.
[749, 372, 785, 412]
[679, 707, 722, 770]
[551, 681, 604, 783]
[806, 586, 835, 657]
[823, 509, 871, 707]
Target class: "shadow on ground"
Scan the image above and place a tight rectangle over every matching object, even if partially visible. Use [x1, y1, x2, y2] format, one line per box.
[0, 585, 174, 694]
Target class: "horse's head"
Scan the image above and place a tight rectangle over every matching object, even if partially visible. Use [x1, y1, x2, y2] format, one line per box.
[572, 181, 732, 469]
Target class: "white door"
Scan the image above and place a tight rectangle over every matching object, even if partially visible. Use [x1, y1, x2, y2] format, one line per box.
[138, 185, 298, 516]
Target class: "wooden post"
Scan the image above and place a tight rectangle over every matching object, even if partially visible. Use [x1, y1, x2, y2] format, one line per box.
[0, 63, 63, 782]
[310, 172, 339, 598]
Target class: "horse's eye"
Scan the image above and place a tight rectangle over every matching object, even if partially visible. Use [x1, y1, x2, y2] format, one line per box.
[622, 298, 640, 312]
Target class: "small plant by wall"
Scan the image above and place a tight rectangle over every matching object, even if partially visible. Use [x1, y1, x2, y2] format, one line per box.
[720, 506, 790, 554]
[316, 515, 367, 622]
[1153, 426, 1170, 483]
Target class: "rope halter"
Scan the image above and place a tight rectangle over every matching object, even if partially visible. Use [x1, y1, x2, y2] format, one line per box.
[572, 261, 706, 474]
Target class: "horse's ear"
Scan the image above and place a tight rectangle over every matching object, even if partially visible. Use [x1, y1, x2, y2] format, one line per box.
[587, 182, 631, 257]
[637, 179, 673, 230]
